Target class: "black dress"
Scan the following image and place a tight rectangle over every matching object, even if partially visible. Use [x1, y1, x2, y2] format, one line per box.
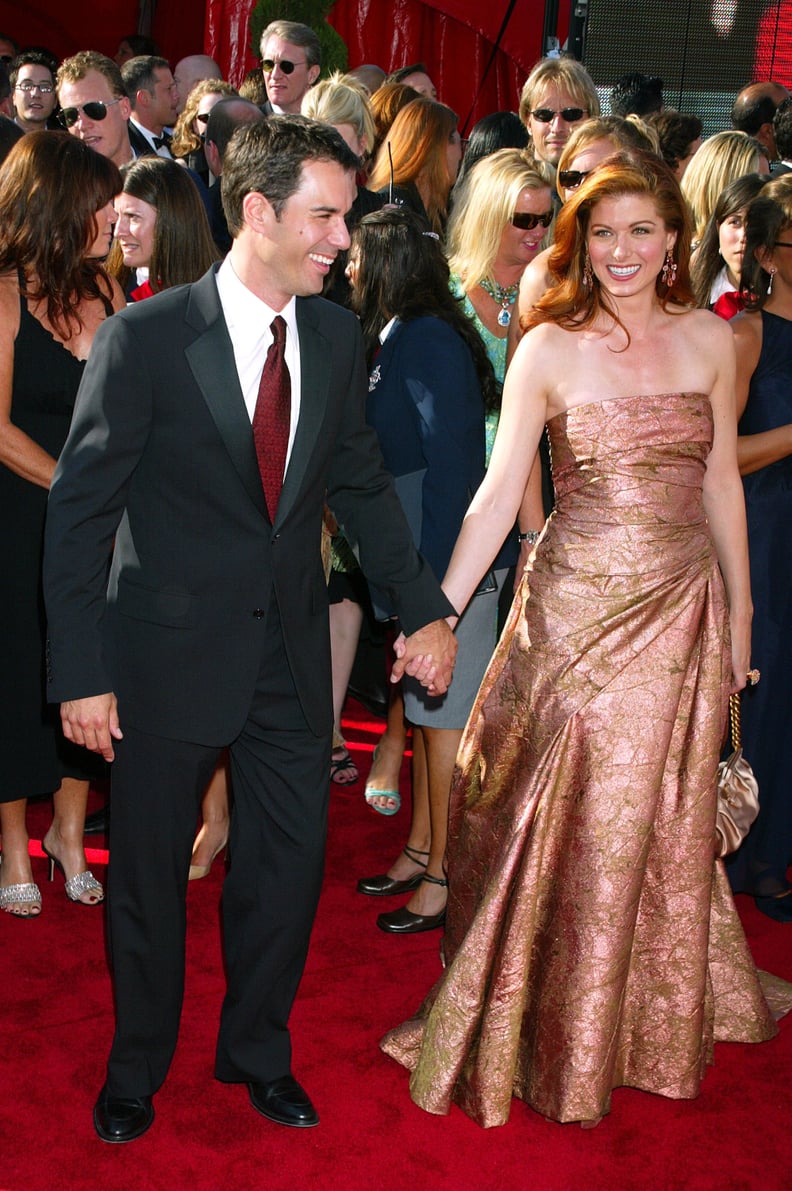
[726, 311, 792, 897]
[0, 291, 106, 800]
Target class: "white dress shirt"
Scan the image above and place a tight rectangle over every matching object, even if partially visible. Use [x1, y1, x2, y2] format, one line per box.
[216, 256, 302, 470]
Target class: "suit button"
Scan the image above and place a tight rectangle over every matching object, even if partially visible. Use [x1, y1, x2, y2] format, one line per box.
[252, 609, 266, 619]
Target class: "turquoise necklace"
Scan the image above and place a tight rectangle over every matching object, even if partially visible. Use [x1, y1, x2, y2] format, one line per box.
[479, 277, 519, 327]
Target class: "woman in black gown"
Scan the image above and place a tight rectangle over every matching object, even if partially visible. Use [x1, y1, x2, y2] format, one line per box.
[727, 176, 792, 919]
[0, 133, 124, 916]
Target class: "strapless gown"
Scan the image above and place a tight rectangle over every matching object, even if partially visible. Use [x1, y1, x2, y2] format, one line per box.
[381, 394, 791, 1126]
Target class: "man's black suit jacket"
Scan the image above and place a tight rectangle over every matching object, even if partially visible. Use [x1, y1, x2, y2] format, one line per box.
[43, 266, 453, 745]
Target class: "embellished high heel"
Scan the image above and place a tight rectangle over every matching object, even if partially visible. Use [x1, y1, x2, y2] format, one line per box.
[0, 857, 42, 917]
[43, 846, 103, 905]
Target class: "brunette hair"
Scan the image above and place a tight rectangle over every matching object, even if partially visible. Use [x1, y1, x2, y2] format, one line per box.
[171, 77, 238, 158]
[691, 174, 769, 308]
[528, 150, 693, 335]
[369, 81, 420, 160]
[739, 175, 792, 309]
[368, 97, 459, 234]
[106, 156, 220, 294]
[0, 131, 120, 333]
[349, 207, 498, 409]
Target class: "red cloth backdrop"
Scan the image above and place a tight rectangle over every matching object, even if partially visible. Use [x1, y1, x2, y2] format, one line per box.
[201, 0, 544, 131]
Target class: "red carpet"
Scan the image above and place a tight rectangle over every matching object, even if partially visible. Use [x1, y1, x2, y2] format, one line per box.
[3, 699, 792, 1191]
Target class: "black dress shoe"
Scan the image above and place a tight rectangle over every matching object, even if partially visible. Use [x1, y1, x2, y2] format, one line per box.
[94, 1085, 154, 1143]
[248, 1075, 319, 1128]
[84, 806, 109, 835]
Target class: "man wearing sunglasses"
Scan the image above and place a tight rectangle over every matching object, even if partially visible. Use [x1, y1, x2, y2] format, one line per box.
[259, 19, 320, 116]
[518, 57, 599, 174]
[10, 51, 57, 133]
[57, 51, 135, 169]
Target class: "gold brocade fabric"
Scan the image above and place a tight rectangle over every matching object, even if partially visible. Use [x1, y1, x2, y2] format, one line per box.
[381, 395, 792, 1127]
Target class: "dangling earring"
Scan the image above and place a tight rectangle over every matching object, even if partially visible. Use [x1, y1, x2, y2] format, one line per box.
[583, 251, 593, 290]
[661, 251, 677, 288]
[768, 267, 776, 296]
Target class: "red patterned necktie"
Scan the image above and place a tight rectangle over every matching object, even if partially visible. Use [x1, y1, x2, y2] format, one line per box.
[252, 315, 291, 521]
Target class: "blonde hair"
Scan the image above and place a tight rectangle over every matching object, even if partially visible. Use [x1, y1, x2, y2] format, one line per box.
[447, 149, 551, 290]
[555, 115, 660, 197]
[301, 72, 376, 157]
[171, 78, 237, 158]
[681, 130, 767, 242]
[518, 57, 600, 127]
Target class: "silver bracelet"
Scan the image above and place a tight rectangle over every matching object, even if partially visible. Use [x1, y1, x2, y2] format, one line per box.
[517, 530, 540, 545]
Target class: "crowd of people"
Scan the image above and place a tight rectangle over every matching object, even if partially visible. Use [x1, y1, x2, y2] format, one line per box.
[0, 16, 791, 1145]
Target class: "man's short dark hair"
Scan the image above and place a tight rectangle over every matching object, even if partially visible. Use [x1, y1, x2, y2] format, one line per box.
[387, 62, 429, 86]
[773, 97, 792, 161]
[610, 72, 664, 117]
[205, 98, 264, 160]
[732, 88, 780, 135]
[648, 109, 703, 172]
[9, 50, 55, 90]
[121, 55, 171, 102]
[259, 20, 321, 69]
[221, 114, 359, 235]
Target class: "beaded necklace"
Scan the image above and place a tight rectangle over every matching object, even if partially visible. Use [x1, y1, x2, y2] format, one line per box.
[479, 277, 519, 327]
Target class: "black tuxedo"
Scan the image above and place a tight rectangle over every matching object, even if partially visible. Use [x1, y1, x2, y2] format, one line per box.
[127, 118, 172, 157]
[44, 266, 452, 1096]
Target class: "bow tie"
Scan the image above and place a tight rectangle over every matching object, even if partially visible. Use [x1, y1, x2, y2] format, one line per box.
[152, 132, 171, 151]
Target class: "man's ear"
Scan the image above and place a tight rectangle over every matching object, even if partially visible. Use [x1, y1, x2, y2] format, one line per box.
[307, 64, 320, 88]
[242, 190, 276, 234]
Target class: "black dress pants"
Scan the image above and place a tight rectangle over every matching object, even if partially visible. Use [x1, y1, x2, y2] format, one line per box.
[105, 597, 332, 1097]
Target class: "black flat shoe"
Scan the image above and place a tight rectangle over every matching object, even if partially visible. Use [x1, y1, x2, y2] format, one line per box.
[377, 871, 447, 934]
[357, 844, 429, 897]
[755, 892, 792, 922]
[94, 1085, 154, 1143]
[248, 1075, 319, 1128]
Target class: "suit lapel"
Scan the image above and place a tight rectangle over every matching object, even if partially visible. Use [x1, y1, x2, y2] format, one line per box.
[276, 298, 330, 526]
[184, 268, 267, 518]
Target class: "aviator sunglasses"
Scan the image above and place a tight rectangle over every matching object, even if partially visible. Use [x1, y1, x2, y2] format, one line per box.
[512, 209, 554, 230]
[60, 97, 122, 127]
[261, 58, 306, 75]
[531, 107, 585, 123]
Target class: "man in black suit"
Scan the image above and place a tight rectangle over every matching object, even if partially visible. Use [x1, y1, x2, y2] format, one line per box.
[122, 54, 179, 156]
[44, 116, 457, 1144]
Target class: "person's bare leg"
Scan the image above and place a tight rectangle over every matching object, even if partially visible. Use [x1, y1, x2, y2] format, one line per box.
[0, 798, 41, 916]
[43, 777, 103, 904]
[190, 756, 230, 878]
[365, 683, 408, 812]
[378, 726, 432, 881]
[329, 597, 364, 784]
[400, 726, 461, 916]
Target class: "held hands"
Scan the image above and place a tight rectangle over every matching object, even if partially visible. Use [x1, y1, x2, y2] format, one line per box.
[391, 618, 458, 696]
[60, 693, 123, 762]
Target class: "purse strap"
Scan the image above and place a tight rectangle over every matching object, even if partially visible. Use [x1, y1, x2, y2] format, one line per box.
[728, 692, 742, 751]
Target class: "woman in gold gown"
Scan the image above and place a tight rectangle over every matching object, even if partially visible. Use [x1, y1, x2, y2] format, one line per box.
[381, 151, 792, 1126]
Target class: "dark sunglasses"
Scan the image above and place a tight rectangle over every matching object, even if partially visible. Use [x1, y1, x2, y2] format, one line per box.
[60, 98, 122, 127]
[195, 111, 210, 124]
[512, 209, 554, 230]
[531, 107, 585, 123]
[261, 58, 305, 75]
[558, 168, 592, 190]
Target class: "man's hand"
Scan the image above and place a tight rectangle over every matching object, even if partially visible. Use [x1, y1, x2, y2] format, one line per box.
[391, 618, 458, 695]
[60, 693, 123, 762]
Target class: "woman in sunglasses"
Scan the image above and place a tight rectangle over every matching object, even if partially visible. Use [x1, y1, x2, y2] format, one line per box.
[382, 149, 789, 1126]
[0, 132, 125, 916]
[348, 208, 498, 932]
[170, 78, 237, 186]
[517, 56, 600, 173]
